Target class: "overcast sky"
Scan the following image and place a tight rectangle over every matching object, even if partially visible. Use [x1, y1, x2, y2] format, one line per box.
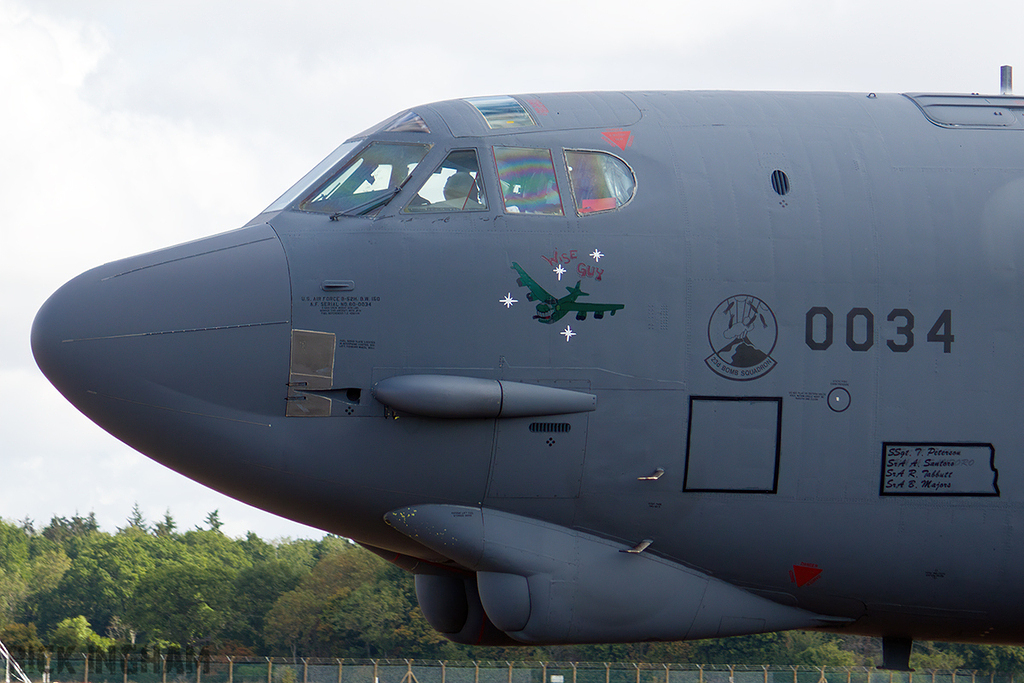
[2, 0, 1022, 539]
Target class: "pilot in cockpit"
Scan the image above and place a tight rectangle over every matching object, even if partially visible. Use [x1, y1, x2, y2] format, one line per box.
[437, 171, 483, 210]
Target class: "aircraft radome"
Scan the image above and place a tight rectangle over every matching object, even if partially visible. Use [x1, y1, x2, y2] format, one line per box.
[33, 89, 1024, 670]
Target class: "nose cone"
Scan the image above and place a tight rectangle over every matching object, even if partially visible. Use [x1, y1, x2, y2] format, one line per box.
[32, 224, 291, 475]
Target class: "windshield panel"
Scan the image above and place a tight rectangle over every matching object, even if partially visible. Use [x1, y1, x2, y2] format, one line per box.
[493, 147, 563, 215]
[404, 149, 487, 213]
[263, 141, 359, 212]
[298, 142, 431, 215]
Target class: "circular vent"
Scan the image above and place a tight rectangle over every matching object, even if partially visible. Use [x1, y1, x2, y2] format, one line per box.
[771, 169, 790, 196]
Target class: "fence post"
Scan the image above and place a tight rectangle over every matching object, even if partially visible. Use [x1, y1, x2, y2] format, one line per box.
[728, 665, 735, 683]
[228, 657, 234, 683]
[303, 659, 309, 683]
[83, 654, 89, 683]
[440, 662, 446, 683]
[267, 657, 273, 683]
[635, 662, 641, 683]
[123, 653, 129, 683]
[792, 665, 798, 683]
[338, 659, 344, 683]
[476, 662, 480, 683]
[196, 653, 201, 683]
[697, 664, 704, 683]
[764, 665, 770, 683]
[509, 661, 514, 683]
[373, 660, 379, 683]
[162, 654, 167, 683]
[542, 662, 547, 683]
[572, 663, 578, 683]
[819, 666, 826, 683]
[664, 664, 670, 683]
[606, 663, 610, 683]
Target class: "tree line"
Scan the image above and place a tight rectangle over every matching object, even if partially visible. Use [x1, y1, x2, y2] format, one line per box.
[1, 510, 1023, 670]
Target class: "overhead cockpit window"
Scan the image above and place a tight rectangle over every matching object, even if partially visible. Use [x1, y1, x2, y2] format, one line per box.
[352, 110, 431, 139]
[493, 147, 563, 216]
[404, 150, 487, 213]
[466, 96, 536, 129]
[298, 142, 431, 216]
[565, 150, 636, 215]
[384, 111, 431, 133]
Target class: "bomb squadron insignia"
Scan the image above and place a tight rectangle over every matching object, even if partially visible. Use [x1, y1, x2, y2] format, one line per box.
[705, 295, 778, 381]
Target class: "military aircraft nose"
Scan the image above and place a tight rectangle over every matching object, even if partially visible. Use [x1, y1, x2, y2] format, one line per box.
[32, 224, 291, 466]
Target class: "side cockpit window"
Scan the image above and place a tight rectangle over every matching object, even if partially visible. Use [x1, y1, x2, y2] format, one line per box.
[565, 150, 635, 215]
[404, 150, 487, 213]
[298, 142, 431, 215]
[493, 147, 563, 216]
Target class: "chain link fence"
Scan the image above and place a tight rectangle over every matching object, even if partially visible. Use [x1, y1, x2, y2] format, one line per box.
[2, 656, 1019, 683]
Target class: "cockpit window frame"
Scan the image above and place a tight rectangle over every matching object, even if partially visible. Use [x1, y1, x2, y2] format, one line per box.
[492, 146, 565, 217]
[402, 148, 489, 214]
[296, 140, 433, 217]
[263, 141, 361, 214]
[563, 148, 637, 216]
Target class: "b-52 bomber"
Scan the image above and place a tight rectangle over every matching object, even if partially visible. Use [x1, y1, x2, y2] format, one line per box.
[511, 262, 624, 323]
[32, 88, 1024, 669]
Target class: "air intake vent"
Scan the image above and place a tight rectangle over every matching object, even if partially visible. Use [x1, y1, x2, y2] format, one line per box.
[529, 422, 572, 433]
[771, 170, 790, 196]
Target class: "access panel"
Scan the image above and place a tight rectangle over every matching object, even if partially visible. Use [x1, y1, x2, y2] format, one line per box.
[684, 396, 782, 493]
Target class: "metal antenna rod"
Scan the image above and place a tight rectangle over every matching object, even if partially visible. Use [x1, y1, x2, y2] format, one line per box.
[1001, 65, 1013, 94]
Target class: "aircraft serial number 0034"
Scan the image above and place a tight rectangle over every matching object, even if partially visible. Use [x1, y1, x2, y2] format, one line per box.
[32, 90, 1024, 670]
[805, 307, 954, 353]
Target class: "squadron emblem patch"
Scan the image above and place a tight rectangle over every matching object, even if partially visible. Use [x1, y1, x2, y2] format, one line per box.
[705, 295, 778, 381]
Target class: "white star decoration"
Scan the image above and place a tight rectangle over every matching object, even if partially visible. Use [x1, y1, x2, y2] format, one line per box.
[590, 249, 604, 262]
[561, 326, 576, 341]
[500, 293, 518, 308]
[553, 264, 566, 280]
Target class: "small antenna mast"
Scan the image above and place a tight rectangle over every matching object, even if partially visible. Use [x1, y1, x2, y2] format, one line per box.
[1000, 65, 1013, 94]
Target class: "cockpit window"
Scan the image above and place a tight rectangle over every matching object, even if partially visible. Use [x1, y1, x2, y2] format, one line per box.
[352, 110, 430, 139]
[384, 111, 430, 133]
[564, 150, 636, 215]
[404, 150, 487, 213]
[263, 141, 359, 213]
[466, 96, 536, 129]
[493, 147, 563, 216]
[298, 142, 431, 215]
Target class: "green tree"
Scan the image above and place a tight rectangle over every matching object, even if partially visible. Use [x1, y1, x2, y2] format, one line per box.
[123, 503, 148, 533]
[0, 622, 44, 653]
[224, 559, 304, 651]
[31, 531, 159, 635]
[49, 615, 115, 651]
[0, 519, 29, 572]
[129, 560, 236, 646]
[154, 511, 177, 537]
[205, 510, 223, 532]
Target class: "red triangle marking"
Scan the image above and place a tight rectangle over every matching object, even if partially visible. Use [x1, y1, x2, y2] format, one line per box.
[602, 130, 634, 151]
[791, 564, 822, 587]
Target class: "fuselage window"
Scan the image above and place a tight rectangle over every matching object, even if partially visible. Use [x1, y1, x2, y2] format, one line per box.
[564, 150, 635, 215]
[298, 141, 431, 215]
[404, 149, 487, 213]
[493, 147, 564, 216]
